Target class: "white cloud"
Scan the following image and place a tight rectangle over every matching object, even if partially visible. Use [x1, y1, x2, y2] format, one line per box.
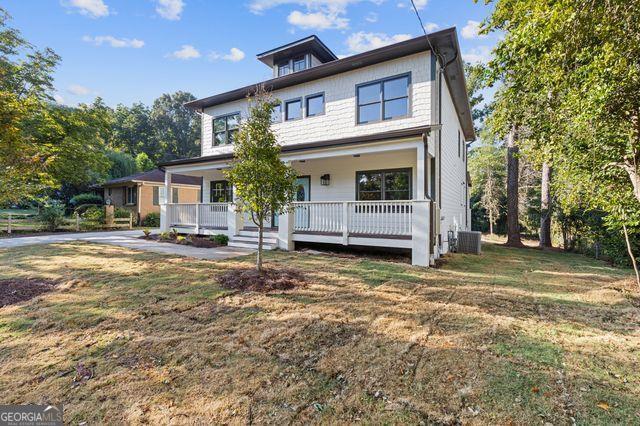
[156, 0, 184, 20]
[248, 0, 383, 32]
[63, 0, 109, 18]
[287, 10, 348, 30]
[82, 35, 144, 48]
[423, 22, 439, 32]
[365, 12, 378, 23]
[462, 45, 492, 64]
[397, 0, 426, 9]
[67, 84, 92, 96]
[249, 0, 381, 14]
[53, 94, 66, 104]
[167, 45, 201, 60]
[413, 0, 428, 9]
[209, 47, 246, 62]
[461, 20, 486, 39]
[345, 31, 412, 54]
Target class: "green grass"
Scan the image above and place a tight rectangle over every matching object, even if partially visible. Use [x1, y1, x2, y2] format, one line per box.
[0, 241, 638, 424]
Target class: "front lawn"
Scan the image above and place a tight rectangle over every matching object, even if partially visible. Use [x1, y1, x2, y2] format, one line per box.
[0, 242, 638, 424]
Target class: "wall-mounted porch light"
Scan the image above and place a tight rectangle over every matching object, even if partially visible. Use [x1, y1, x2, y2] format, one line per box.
[320, 174, 331, 186]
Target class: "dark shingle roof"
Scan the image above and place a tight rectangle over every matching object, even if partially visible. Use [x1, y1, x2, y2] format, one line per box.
[101, 169, 201, 187]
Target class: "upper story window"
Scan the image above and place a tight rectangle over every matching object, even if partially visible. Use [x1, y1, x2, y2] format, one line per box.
[357, 74, 410, 124]
[213, 113, 240, 146]
[293, 56, 307, 72]
[271, 103, 282, 123]
[305, 93, 324, 117]
[285, 98, 302, 121]
[277, 61, 291, 77]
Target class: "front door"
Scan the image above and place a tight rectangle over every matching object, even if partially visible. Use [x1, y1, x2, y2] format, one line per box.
[293, 176, 311, 229]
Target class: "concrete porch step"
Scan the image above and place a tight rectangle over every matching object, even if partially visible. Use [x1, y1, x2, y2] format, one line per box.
[228, 240, 277, 250]
[237, 230, 279, 238]
[232, 235, 278, 244]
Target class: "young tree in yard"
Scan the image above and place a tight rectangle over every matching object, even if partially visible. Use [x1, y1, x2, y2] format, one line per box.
[225, 88, 297, 272]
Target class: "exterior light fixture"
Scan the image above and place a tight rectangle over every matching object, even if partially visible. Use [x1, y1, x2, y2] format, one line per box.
[320, 174, 330, 186]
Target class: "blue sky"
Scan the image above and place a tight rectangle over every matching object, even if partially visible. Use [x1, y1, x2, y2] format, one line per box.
[5, 0, 497, 107]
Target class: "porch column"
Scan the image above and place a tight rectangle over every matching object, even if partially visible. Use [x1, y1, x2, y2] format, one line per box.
[277, 210, 294, 251]
[226, 185, 243, 238]
[412, 199, 430, 267]
[160, 171, 172, 232]
[416, 142, 426, 200]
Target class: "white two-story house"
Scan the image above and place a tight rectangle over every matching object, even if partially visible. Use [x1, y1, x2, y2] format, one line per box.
[158, 27, 474, 267]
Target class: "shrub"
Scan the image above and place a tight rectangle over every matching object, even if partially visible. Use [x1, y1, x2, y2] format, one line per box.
[114, 208, 131, 219]
[143, 212, 160, 227]
[82, 206, 105, 223]
[211, 234, 229, 245]
[169, 228, 178, 239]
[38, 203, 66, 232]
[74, 203, 101, 215]
[70, 193, 103, 207]
[142, 229, 151, 238]
[158, 232, 171, 241]
[176, 235, 187, 244]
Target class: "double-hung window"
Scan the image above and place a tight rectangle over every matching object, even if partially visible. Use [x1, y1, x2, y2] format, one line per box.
[213, 113, 240, 146]
[292, 56, 307, 72]
[278, 62, 291, 76]
[357, 74, 410, 124]
[356, 168, 412, 201]
[210, 180, 233, 202]
[126, 186, 137, 205]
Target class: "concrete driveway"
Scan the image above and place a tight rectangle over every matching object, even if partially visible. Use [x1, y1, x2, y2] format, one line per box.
[0, 230, 254, 260]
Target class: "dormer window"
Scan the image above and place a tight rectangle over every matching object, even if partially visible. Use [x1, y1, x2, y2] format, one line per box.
[277, 61, 291, 77]
[293, 56, 307, 72]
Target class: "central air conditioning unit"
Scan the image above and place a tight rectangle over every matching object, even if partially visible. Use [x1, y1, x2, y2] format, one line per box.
[457, 230, 482, 254]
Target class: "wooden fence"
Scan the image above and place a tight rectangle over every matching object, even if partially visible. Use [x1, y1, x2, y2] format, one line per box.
[1, 212, 133, 234]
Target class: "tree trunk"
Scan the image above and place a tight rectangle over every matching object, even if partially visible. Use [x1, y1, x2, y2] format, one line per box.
[622, 223, 640, 290]
[489, 209, 494, 235]
[505, 126, 524, 247]
[539, 162, 553, 248]
[257, 223, 263, 272]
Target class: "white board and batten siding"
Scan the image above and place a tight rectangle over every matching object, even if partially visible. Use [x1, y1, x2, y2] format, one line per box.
[200, 52, 433, 156]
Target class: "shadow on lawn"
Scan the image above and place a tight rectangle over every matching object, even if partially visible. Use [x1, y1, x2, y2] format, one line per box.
[0, 242, 638, 424]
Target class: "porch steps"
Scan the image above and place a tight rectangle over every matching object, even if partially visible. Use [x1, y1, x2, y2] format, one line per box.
[228, 230, 279, 250]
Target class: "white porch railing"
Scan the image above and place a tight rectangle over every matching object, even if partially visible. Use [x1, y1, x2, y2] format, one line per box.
[292, 201, 413, 237]
[198, 203, 228, 228]
[168, 203, 228, 229]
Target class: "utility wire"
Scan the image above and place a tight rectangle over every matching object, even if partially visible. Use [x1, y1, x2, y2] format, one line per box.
[409, 0, 444, 68]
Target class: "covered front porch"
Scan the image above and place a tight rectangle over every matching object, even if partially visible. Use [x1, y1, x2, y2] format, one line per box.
[160, 132, 437, 266]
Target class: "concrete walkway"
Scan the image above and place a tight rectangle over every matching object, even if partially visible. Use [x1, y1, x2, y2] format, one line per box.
[0, 229, 255, 260]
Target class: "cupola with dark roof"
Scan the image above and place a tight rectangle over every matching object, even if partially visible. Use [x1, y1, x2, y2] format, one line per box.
[256, 35, 338, 78]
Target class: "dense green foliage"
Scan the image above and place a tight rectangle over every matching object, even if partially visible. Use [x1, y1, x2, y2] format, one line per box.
[143, 212, 160, 227]
[478, 0, 640, 276]
[69, 193, 103, 207]
[37, 203, 66, 231]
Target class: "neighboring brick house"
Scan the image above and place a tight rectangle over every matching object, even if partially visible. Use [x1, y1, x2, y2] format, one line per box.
[158, 28, 474, 267]
[100, 170, 201, 224]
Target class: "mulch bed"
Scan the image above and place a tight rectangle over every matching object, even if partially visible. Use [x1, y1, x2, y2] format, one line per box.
[0, 278, 58, 307]
[141, 235, 224, 248]
[217, 267, 307, 293]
